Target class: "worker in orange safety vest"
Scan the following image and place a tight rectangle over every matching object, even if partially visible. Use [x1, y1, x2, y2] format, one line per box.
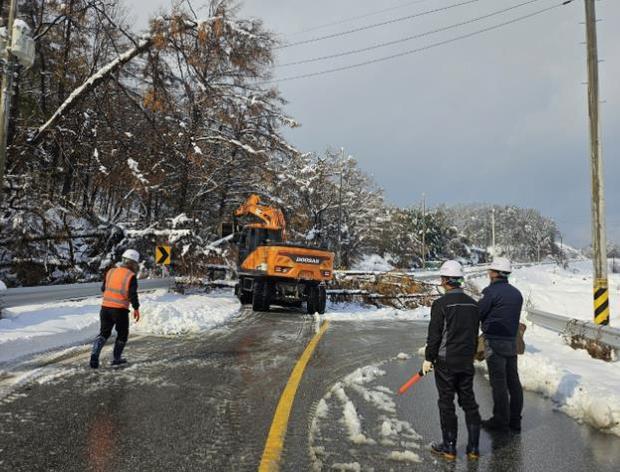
[90, 249, 141, 368]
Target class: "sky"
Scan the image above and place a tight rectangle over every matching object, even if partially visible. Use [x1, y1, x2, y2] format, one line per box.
[126, 0, 620, 247]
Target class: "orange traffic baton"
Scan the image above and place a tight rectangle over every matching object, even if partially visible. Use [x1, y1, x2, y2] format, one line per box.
[397, 369, 427, 395]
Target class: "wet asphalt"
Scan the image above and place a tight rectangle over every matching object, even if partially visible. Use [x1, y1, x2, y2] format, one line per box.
[1, 306, 619, 472]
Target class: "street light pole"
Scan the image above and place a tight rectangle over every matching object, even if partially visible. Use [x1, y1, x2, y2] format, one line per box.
[0, 0, 18, 205]
[584, 0, 609, 326]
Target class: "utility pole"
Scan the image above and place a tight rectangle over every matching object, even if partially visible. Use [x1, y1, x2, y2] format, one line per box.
[0, 0, 18, 205]
[584, 0, 609, 326]
[491, 207, 496, 257]
[421, 193, 426, 270]
[337, 148, 344, 269]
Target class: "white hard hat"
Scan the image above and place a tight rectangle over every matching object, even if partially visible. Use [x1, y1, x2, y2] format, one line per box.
[122, 249, 140, 263]
[490, 257, 511, 273]
[439, 260, 464, 278]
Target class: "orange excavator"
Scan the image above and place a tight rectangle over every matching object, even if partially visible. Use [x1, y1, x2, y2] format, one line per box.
[226, 195, 333, 314]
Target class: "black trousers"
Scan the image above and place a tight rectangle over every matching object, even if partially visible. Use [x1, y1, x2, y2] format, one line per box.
[485, 344, 523, 426]
[434, 361, 481, 435]
[99, 307, 129, 342]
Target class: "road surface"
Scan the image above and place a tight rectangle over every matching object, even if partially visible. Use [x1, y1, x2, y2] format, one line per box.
[1, 307, 619, 471]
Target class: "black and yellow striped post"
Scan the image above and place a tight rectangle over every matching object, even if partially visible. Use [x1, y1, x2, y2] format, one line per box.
[585, 0, 610, 327]
[594, 278, 609, 326]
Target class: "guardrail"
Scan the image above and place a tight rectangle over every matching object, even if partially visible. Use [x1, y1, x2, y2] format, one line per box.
[527, 307, 620, 350]
[0, 278, 173, 309]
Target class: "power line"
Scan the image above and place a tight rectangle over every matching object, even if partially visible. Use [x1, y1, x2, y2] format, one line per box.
[287, 0, 434, 37]
[262, 1, 572, 84]
[277, 0, 545, 68]
[277, 0, 481, 50]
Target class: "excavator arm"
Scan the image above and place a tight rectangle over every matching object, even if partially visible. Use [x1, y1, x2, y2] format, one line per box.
[234, 194, 287, 238]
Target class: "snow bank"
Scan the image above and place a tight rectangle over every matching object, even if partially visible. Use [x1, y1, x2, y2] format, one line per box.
[0, 291, 240, 364]
[0, 280, 6, 291]
[488, 260, 620, 322]
[515, 325, 620, 436]
[322, 302, 429, 321]
[132, 293, 239, 336]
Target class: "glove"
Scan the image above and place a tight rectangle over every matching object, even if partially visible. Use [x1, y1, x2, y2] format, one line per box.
[422, 360, 433, 375]
[133, 309, 140, 322]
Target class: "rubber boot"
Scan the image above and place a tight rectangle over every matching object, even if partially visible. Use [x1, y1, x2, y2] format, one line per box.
[90, 335, 106, 369]
[111, 340, 127, 366]
[431, 430, 457, 461]
[466, 422, 481, 460]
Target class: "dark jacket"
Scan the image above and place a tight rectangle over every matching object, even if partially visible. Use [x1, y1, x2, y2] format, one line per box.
[101, 267, 140, 310]
[425, 289, 480, 367]
[479, 279, 523, 340]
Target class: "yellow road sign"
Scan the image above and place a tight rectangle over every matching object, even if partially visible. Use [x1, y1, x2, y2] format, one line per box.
[156, 245, 171, 265]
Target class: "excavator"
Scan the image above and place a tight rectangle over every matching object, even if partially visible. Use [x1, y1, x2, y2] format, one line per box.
[225, 195, 333, 314]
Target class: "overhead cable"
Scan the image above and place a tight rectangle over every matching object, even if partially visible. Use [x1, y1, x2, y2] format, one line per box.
[277, 0, 545, 68]
[277, 0, 481, 50]
[287, 0, 434, 37]
[263, 1, 572, 84]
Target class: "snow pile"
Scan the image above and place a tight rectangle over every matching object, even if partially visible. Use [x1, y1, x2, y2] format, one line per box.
[133, 293, 240, 336]
[352, 254, 394, 272]
[0, 292, 240, 364]
[322, 303, 430, 321]
[0, 280, 6, 291]
[515, 326, 620, 435]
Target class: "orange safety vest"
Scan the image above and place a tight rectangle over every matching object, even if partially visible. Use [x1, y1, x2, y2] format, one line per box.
[102, 267, 135, 309]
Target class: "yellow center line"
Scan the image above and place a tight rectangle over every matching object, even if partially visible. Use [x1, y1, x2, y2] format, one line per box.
[258, 320, 330, 472]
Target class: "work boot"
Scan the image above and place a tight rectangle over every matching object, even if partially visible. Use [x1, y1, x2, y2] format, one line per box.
[481, 417, 509, 433]
[112, 339, 126, 365]
[431, 431, 457, 461]
[90, 335, 106, 369]
[466, 422, 481, 460]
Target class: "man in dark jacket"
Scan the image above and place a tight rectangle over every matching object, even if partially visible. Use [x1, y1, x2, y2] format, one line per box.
[479, 257, 524, 432]
[425, 260, 481, 461]
[90, 249, 141, 369]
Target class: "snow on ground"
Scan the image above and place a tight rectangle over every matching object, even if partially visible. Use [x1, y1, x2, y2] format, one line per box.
[501, 260, 620, 322]
[472, 261, 620, 436]
[322, 302, 429, 322]
[0, 291, 240, 365]
[309, 362, 424, 470]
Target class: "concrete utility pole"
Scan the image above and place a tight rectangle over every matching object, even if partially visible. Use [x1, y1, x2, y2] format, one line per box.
[421, 193, 426, 269]
[0, 0, 18, 205]
[491, 207, 496, 257]
[584, 0, 609, 325]
[337, 148, 344, 269]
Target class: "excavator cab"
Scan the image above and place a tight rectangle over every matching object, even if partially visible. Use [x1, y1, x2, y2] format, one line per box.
[238, 227, 283, 265]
